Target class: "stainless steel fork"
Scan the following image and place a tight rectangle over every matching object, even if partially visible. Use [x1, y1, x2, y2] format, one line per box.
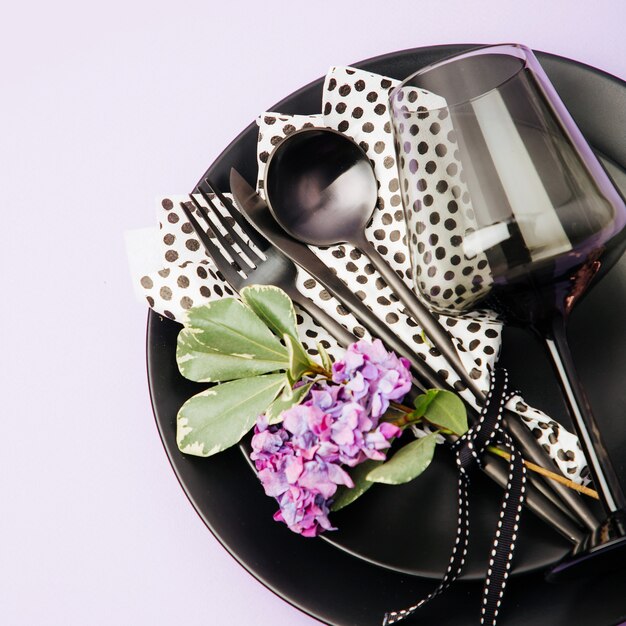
[179, 181, 355, 348]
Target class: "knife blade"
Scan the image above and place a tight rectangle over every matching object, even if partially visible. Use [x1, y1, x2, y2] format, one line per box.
[229, 167, 593, 540]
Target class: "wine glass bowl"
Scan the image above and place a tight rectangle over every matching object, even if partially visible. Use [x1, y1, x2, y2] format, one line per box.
[391, 44, 626, 329]
[390, 43, 626, 579]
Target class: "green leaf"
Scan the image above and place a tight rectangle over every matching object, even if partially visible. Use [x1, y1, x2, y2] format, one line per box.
[266, 382, 313, 424]
[331, 460, 382, 511]
[284, 334, 316, 384]
[185, 299, 288, 364]
[177, 329, 287, 382]
[366, 432, 438, 485]
[423, 390, 468, 435]
[240, 285, 298, 341]
[176, 373, 286, 457]
[316, 341, 333, 373]
[412, 389, 440, 417]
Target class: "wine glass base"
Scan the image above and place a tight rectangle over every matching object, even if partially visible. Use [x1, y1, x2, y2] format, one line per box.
[546, 510, 626, 582]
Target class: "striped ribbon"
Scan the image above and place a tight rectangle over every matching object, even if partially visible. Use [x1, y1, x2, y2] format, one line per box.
[383, 368, 527, 626]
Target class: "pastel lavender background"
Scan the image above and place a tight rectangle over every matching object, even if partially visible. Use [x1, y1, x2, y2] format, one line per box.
[2, 1, 625, 625]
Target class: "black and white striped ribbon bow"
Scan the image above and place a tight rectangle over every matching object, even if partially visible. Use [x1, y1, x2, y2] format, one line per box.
[383, 367, 528, 626]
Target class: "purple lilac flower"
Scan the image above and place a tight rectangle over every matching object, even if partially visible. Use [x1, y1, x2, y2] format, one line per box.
[250, 339, 409, 537]
[251, 409, 352, 537]
[332, 339, 412, 418]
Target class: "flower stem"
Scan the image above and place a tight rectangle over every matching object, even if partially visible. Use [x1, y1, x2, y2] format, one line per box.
[309, 364, 332, 378]
[390, 400, 417, 415]
[487, 445, 599, 500]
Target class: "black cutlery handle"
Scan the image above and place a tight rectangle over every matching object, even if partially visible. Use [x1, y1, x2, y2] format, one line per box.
[359, 235, 473, 381]
[482, 453, 584, 544]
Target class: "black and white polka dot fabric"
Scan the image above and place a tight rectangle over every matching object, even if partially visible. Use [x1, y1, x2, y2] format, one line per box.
[138, 65, 589, 486]
[391, 85, 494, 312]
[140, 194, 350, 364]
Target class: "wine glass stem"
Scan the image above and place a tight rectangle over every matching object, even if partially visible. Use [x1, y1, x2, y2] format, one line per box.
[544, 319, 626, 514]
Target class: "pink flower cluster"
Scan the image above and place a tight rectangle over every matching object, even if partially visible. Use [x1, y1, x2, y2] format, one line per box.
[332, 339, 412, 418]
[250, 339, 411, 537]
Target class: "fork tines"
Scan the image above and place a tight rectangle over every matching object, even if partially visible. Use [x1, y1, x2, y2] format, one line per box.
[201, 179, 268, 252]
[179, 179, 267, 288]
[190, 187, 262, 267]
[179, 199, 242, 287]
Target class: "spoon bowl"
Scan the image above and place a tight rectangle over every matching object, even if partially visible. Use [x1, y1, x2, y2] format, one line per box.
[265, 127, 378, 247]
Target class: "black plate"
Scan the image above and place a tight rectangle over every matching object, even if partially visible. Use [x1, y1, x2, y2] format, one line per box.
[148, 45, 626, 625]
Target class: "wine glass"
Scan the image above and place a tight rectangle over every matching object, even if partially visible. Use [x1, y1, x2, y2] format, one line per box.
[389, 43, 626, 579]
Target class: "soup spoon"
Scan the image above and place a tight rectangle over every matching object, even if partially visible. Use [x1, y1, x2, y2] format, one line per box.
[264, 127, 469, 372]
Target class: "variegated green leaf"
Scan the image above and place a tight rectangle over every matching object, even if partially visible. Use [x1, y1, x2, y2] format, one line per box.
[266, 382, 313, 424]
[316, 341, 333, 373]
[176, 373, 286, 457]
[366, 432, 438, 485]
[284, 334, 316, 384]
[240, 285, 298, 341]
[185, 299, 288, 363]
[177, 329, 287, 382]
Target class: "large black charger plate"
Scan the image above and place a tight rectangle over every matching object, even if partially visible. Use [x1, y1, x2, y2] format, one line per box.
[147, 45, 626, 624]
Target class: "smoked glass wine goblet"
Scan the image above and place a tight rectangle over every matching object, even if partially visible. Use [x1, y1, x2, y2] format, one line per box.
[390, 43, 626, 579]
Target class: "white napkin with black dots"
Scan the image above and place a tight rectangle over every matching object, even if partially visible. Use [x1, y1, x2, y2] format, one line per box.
[137, 65, 589, 485]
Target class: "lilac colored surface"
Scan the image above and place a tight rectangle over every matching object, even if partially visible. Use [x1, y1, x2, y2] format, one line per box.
[2, 1, 625, 624]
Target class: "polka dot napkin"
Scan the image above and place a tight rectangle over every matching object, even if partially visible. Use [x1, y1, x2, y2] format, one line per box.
[137, 65, 588, 484]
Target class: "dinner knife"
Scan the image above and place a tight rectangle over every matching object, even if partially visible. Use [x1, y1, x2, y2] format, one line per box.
[229, 167, 590, 542]
[233, 169, 600, 533]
